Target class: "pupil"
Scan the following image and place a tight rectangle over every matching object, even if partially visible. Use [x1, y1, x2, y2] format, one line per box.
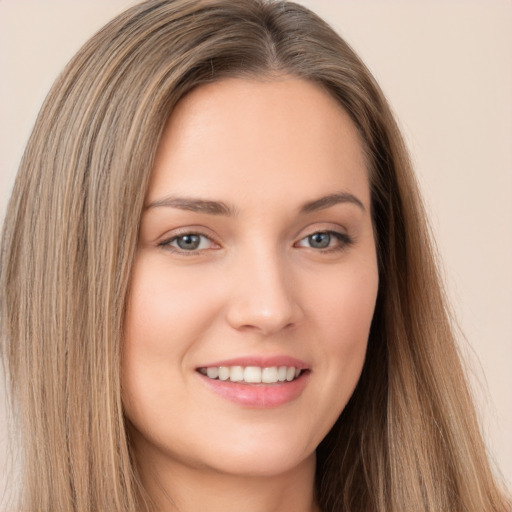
[309, 232, 330, 249]
[177, 234, 200, 250]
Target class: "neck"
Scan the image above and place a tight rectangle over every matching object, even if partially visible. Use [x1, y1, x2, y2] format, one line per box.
[133, 442, 319, 512]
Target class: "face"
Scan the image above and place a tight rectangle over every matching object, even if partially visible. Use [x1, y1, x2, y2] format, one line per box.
[122, 77, 379, 479]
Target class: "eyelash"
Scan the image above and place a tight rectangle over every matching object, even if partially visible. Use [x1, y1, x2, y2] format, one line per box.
[295, 231, 354, 253]
[158, 231, 218, 256]
[158, 229, 353, 256]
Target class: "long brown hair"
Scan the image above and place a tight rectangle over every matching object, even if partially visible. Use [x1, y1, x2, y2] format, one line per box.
[1, 1, 509, 510]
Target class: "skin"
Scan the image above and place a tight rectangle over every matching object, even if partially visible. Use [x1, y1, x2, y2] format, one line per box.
[122, 77, 379, 512]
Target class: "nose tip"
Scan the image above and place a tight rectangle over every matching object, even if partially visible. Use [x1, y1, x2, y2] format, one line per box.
[225, 260, 303, 336]
[227, 298, 298, 335]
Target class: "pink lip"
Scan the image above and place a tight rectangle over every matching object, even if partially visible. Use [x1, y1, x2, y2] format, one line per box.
[197, 371, 310, 408]
[195, 355, 311, 409]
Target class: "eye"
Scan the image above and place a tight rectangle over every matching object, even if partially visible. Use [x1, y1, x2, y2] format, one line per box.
[295, 230, 352, 252]
[159, 232, 218, 253]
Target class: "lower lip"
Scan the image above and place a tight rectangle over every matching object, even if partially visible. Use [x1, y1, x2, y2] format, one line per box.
[197, 372, 310, 408]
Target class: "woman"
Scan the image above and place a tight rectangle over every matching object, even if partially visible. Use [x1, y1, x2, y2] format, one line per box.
[0, 0, 509, 511]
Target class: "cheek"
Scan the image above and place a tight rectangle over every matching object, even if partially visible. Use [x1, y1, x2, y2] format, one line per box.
[123, 255, 225, 357]
[303, 252, 378, 418]
[310, 251, 378, 348]
[121, 256, 221, 421]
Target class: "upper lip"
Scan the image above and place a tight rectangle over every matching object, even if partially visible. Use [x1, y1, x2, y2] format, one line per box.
[196, 355, 310, 370]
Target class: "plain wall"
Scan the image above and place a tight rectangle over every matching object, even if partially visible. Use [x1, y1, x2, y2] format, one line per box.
[1, 0, 511, 499]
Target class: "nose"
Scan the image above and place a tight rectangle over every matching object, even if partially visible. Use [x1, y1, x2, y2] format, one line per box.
[225, 248, 304, 336]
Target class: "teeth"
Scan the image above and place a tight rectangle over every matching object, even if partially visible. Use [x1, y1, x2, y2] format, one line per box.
[199, 365, 303, 384]
[230, 366, 244, 382]
[244, 366, 262, 383]
[206, 367, 219, 379]
[262, 367, 278, 383]
[218, 367, 230, 381]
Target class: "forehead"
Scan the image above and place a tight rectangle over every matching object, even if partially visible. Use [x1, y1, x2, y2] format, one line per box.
[148, 77, 370, 210]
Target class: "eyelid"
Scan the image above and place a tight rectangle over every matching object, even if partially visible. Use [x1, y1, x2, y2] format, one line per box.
[293, 227, 354, 253]
[157, 228, 220, 255]
[156, 225, 354, 256]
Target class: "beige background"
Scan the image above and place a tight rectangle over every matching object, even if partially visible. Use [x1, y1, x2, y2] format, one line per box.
[1, 0, 511, 499]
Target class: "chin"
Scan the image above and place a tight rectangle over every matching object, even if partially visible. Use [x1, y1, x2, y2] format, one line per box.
[184, 426, 319, 478]
[199, 446, 316, 479]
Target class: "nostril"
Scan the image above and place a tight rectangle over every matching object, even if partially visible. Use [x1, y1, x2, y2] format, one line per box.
[226, 303, 301, 335]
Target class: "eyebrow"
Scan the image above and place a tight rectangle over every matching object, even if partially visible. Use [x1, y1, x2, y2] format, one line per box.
[145, 196, 236, 215]
[145, 191, 365, 216]
[299, 192, 365, 213]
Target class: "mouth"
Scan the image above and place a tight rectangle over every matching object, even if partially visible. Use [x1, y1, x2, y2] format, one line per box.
[195, 358, 311, 407]
[197, 365, 304, 384]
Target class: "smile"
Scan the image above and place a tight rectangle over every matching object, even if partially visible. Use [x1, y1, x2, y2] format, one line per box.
[198, 365, 302, 384]
[196, 357, 311, 407]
